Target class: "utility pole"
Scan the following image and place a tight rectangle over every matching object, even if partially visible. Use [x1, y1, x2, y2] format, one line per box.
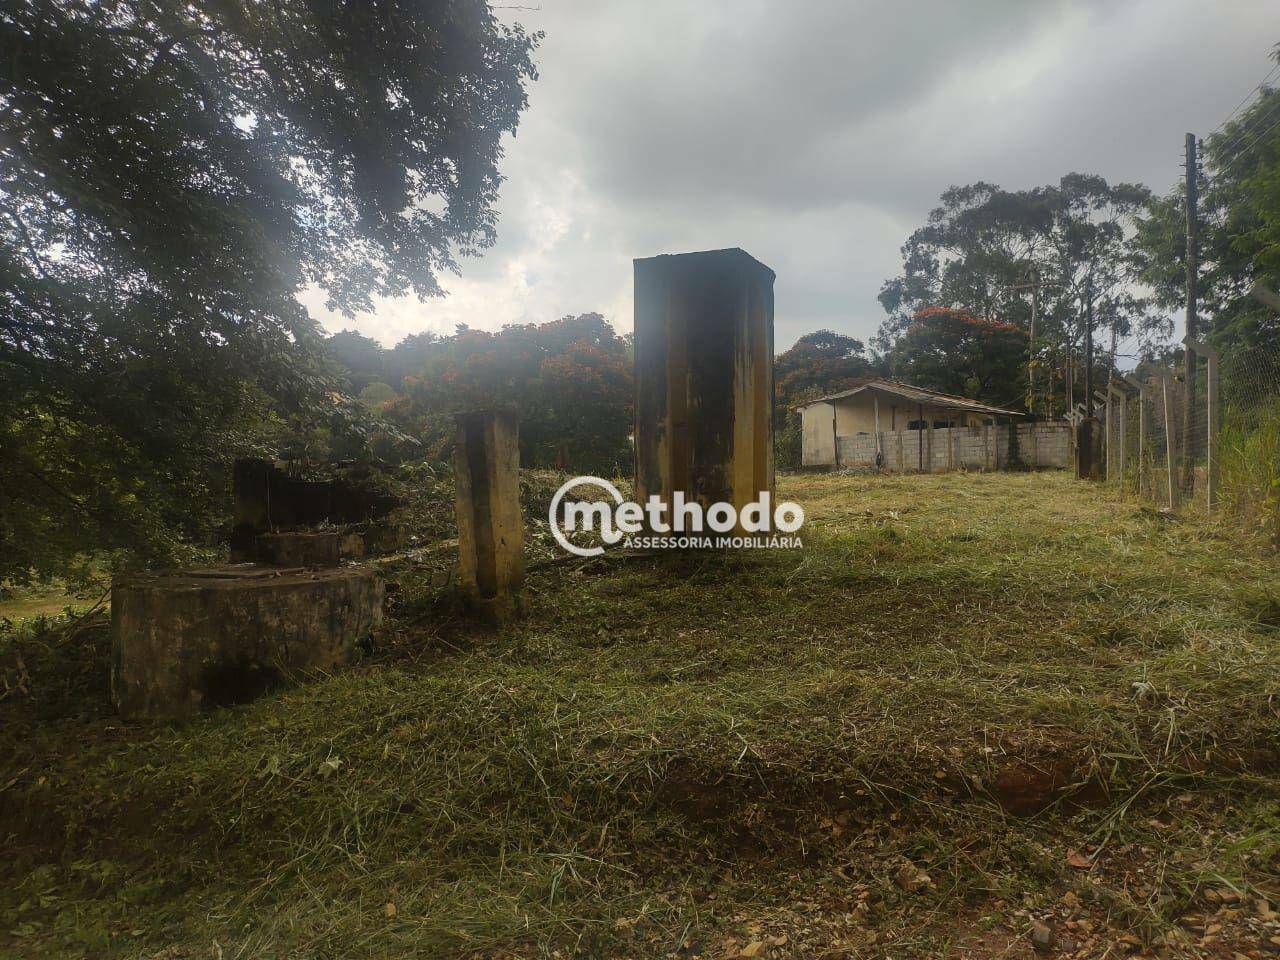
[1029, 277, 1039, 416]
[1065, 352, 1073, 416]
[1084, 280, 1094, 413]
[1182, 132, 1199, 494]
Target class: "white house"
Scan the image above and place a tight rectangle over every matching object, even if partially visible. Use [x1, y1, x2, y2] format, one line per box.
[793, 379, 1069, 471]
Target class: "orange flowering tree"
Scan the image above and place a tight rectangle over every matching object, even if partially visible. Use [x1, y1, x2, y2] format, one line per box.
[886, 307, 1028, 408]
[390, 313, 634, 474]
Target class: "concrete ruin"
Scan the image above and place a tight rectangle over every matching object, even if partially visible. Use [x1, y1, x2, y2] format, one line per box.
[633, 249, 775, 527]
[255, 529, 366, 568]
[1076, 418, 1103, 481]
[454, 410, 524, 618]
[111, 565, 383, 720]
[230, 458, 402, 564]
[110, 458, 398, 719]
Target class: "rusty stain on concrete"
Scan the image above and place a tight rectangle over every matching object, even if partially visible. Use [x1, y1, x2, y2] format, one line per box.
[454, 410, 524, 618]
[633, 248, 775, 531]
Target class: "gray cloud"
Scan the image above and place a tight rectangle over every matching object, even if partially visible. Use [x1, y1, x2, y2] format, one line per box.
[305, 0, 1279, 353]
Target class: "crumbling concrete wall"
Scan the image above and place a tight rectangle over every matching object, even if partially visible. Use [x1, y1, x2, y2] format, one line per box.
[254, 530, 366, 568]
[633, 248, 775, 524]
[111, 565, 383, 720]
[231, 459, 401, 561]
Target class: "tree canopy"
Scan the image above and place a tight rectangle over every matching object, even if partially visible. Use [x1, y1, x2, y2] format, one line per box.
[0, 0, 540, 581]
[321, 315, 635, 475]
[1136, 79, 1280, 357]
[885, 307, 1027, 409]
[369, 314, 634, 475]
[878, 174, 1158, 415]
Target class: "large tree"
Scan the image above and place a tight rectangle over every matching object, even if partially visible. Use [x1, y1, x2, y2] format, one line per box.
[0, 1, 540, 581]
[1136, 68, 1280, 363]
[878, 174, 1158, 415]
[885, 307, 1027, 409]
[388, 314, 635, 475]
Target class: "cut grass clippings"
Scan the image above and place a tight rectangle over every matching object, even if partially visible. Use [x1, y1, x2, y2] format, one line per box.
[2, 470, 1279, 958]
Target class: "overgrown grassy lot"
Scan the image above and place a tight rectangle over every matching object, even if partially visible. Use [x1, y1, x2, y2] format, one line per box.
[3, 471, 1280, 959]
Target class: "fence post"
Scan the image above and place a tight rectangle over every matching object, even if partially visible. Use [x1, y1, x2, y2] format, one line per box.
[1123, 374, 1149, 498]
[1104, 388, 1113, 482]
[454, 409, 525, 620]
[1183, 336, 1220, 511]
[1106, 382, 1127, 489]
[1118, 390, 1127, 490]
[1160, 371, 1179, 511]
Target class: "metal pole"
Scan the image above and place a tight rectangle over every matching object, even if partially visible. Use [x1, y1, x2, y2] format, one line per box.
[1084, 282, 1094, 405]
[1029, 279, 1038, 414]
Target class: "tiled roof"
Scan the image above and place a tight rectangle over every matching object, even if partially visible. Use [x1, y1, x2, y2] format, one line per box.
[792, 379, 1025, 417]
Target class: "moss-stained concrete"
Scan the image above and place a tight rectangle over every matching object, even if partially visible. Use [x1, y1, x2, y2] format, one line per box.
[453, 410, 524, 618]
[633, 248, 775, 527]
[110, 565, 383, 720]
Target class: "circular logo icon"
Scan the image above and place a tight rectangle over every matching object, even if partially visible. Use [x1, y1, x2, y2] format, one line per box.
[548, 476, 626, 557]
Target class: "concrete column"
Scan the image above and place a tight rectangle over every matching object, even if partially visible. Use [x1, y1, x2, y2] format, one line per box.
[1075, 418, 1103, 481]
[230, 458, 272, 561]
[633, 248, 775, 528]
[1184, 336, 1221, 511]
[454, 410, 524, 618]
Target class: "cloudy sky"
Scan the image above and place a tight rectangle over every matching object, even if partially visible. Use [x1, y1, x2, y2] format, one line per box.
[302, 0, 1278, 354]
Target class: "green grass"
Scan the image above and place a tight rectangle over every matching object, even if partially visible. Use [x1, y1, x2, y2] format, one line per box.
[1220, 396, 1280, 544]
[0, 583, 99, 625]
[3, 471, 1279, 958]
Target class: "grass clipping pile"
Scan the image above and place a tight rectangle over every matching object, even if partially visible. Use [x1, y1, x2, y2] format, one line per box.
[3, 471, 1280, 958]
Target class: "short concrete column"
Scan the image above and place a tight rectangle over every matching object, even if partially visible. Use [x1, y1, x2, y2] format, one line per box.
[454, 410, 524, 617]
[1075, 418, 1103, 481]
[633, 248, 775, 527]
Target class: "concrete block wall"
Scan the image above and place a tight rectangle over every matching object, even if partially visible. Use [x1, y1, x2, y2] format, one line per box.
[834, 422, 1071, 472]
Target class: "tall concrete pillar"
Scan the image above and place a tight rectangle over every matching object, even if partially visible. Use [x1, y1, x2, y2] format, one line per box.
[633, 248, 775, 527]
[454, 410, 524, 618]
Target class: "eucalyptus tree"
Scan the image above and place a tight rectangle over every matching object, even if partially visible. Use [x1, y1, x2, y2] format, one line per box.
[877, 174, 1157, 412]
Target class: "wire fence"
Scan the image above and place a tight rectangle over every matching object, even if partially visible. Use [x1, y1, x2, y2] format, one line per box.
[1101, 337, 1280, 545]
